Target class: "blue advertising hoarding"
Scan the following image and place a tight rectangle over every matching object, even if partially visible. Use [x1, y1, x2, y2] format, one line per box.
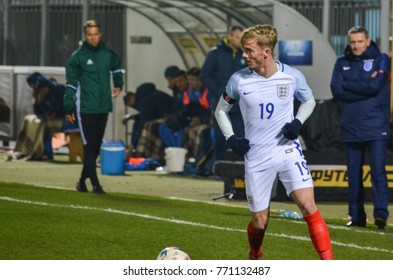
[278, 40, 313, 65]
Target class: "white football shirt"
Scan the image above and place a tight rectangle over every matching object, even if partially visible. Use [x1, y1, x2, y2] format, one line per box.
[225, 61, 314, 171]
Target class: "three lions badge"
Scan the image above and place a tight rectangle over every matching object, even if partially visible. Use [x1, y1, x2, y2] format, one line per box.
[277, 84, 289, 99]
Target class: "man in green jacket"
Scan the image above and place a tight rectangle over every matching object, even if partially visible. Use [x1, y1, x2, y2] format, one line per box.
[64, 20, 124, 194]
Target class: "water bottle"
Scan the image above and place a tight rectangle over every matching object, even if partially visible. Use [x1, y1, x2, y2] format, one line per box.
[279, 209, 303, 219]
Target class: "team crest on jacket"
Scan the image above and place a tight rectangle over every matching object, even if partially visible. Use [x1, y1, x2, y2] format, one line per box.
[363, 59, 373, 72]
[277, 84, 289, 99]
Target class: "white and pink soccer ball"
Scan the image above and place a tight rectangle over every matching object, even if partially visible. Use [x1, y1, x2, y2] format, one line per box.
[156, 247, 191, 260]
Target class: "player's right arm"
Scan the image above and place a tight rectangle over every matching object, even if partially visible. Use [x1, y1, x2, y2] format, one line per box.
[215, 74, 250, 157]
[214, 93, 235, 140]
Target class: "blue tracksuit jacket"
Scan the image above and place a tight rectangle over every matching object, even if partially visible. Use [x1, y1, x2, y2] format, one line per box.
[330, 41, 391, 142]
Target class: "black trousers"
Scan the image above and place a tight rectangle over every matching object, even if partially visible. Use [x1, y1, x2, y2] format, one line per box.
[79, 113, 108, 186]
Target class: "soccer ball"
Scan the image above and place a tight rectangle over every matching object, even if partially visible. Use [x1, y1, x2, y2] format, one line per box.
[156, 247, 191, 260]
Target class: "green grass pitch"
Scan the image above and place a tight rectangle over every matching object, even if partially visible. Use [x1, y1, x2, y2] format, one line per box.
[1, 182, 392, 260]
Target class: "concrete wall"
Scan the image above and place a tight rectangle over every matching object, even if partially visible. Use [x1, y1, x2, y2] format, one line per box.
[125, 9, 186, 95]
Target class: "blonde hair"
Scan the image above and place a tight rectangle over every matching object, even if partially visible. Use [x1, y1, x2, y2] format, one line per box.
[83, 20, 100, 34]
[241, 24, 278, 50]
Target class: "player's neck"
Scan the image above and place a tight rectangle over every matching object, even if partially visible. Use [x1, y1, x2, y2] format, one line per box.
[256, 60, 278, 78]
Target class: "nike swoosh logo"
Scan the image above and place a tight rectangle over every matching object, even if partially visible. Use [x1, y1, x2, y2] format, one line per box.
[343, 66, 350, 70]
[243, 91, 253, 95]
[302, 178, 311, 182]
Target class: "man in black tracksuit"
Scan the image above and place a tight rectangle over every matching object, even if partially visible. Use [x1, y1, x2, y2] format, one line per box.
[64, 20, 124, 194]
[330, 26, 390, 229]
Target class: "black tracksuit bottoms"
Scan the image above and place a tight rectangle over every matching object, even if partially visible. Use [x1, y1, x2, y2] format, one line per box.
[79, 113, 108, 186]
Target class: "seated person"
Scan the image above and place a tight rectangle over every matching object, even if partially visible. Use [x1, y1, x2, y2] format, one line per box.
[123, 83, 173, 158]
[33, 77, 65, 160]
[10, 74, 65, 161]
[158, 69, 189, 147]
[159, 68, 211, 158]
[26, 72, 43, 95]
[135, 67, 182, 164]
[182, 67, 211, 158]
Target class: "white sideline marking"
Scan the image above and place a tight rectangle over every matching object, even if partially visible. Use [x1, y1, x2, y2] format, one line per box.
[5, 184, 393, 235]
[1, 196, 393, 255]
[22, 186, 393, 231]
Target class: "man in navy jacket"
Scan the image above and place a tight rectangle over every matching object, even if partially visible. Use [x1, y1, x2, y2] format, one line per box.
[330, 26, 391, 229]
[201, 26, 247, 164]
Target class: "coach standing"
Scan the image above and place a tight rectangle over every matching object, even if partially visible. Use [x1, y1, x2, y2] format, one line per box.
[64, 20, 124, 194]
[201, 26, 246, 164]
[330, 26, 390, 229]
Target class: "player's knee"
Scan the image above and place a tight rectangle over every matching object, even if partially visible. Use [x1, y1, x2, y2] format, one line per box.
[299, 201, 317, 216]
[251, 216, 268, 231]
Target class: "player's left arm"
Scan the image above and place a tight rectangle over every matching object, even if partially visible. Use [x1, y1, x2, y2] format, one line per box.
[293, 68, 316, 124]
[281, 68, 315, 140]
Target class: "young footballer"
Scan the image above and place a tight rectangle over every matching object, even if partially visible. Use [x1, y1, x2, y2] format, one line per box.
[215, 24, 333, 260]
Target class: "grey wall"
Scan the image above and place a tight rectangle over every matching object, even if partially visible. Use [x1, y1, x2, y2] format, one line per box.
[273, 2, 337, 100]
[125, 9, 186, 95]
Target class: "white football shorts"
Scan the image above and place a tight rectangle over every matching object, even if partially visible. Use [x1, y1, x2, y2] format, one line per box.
[245, 150, 314, 213]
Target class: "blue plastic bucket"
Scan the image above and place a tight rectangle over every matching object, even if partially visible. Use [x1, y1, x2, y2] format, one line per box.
[100, 141, 125, 175]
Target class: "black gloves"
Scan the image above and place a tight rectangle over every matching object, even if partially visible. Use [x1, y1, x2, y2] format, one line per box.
[227, 135, 250, 157]
[281, 118, 302, 140]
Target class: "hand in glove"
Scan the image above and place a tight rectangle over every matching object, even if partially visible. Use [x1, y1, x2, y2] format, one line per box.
[227, 135, 250, 157]
[281, 118, 302, 140]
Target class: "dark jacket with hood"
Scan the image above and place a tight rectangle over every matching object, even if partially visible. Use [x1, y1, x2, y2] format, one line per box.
[330, 41, 391, 142]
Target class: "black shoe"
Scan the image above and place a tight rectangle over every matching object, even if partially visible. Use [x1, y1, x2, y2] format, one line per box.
[92, 185, 106, 194]
[346, 220, 366, 227]
[76, 181, 88, 192]
[374, 217, 386, 229]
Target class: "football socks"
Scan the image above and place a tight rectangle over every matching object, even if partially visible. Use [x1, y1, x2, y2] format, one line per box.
[304, 210, 334, 260]
[247, 220, 264, 260]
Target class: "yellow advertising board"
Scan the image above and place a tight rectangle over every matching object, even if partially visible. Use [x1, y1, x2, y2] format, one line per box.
[309, 165, 393, 188]
[230, 165, 393, 189]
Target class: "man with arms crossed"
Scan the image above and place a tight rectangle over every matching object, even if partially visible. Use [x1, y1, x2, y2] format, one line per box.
[215, 24, 333, 260]
[330, 26, 390, 229]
